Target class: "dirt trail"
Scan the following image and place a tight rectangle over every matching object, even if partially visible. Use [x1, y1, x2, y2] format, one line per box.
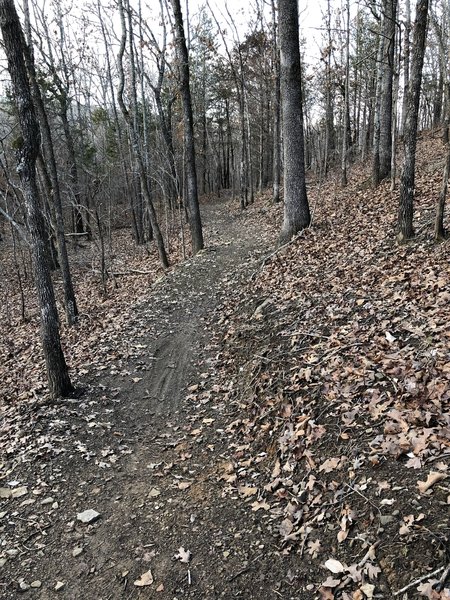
[1, 198, 299, 600]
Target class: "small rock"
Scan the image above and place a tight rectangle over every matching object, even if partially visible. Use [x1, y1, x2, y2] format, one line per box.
[30, 581, 42, 589]
[379, 515, 396, 525]
[41, 497, 54, 505]
[18, 578, 30, 591]
[11, 487, 28, 499]
[76, 509, 101, 524]
[0, 486, 28, 499]
[72, 547, 83, 557]
[55, 581, 65, 591]
[20, 498, 36, 507]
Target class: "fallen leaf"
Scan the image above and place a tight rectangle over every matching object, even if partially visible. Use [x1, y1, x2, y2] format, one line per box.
[133, 570, 154, 587]
[321, 576, 341, 588]
[0, 486, 28, 499]
[251, 500, 270, 511]
[174, 547, 191, 563]
[416, 579, 441, 599]
[360, 582, 375, 598]
[238, 486, 257, 497]
[279, 518, 293, 537]
[385, 331, 396, 343]
[319, 457, 341, 473]
[418, 471, 447, 494]
[324, 558, 346, 574]
[178, 481, 192, 490]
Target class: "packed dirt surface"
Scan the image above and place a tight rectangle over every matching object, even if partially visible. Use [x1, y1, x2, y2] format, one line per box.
[1, 197, 299, 599]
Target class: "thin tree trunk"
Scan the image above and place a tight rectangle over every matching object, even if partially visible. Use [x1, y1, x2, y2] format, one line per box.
[435, 134, 450, 239]
[341, 0, 350, 186]
[379, 0, 397, 180]
[117, 0, 169, 268]
[397, 0, 429, 241]
[271, 0, 281, 203]
[401, 0, 411, 135]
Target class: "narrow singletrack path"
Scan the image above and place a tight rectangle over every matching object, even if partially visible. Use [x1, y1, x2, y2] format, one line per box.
[2, 197, 303, 600]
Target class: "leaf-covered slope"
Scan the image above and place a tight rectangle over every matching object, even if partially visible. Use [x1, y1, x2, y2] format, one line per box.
[208, 136, 450, 598]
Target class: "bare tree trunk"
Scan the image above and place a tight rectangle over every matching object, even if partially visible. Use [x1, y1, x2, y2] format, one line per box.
[378, 0, 397, 181]
[390, 32, 401, 191]
[271, 0, 281, 203]
[117, 0, 169, 268]
[278, 0, 310, 243]
[324, 0, 335, 175]
[435, 132, 450, 239]
[170, 0, 204, 254]
[401, 0, 411, 135]
[397, 0, 429, 241]
[341, 0, 350, 186]
[23, 0, 78, 325]
[0, 0, 73, 398]
[372, 25, 384, 186]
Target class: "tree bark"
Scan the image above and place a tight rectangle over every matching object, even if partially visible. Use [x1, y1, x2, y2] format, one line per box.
[397, 0, 429, 241]
[0, 0, 73, 398]
[117, 0, 169, 269]
[271, 0, 281, 203]
[23, 0, 78, 325]
[170, 0, 204, 254]
[278, 0, 310, 243]
[435, 134, 450, 239]
[401, 0, 411, 135]
[378, 0, 397, 181]
[341, 0, 350, 186]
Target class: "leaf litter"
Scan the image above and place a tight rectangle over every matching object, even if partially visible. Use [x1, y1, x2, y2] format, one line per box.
[0, 137, 449, 598]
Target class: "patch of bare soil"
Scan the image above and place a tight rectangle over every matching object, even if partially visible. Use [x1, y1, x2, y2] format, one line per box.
[1, 196, 295, 599]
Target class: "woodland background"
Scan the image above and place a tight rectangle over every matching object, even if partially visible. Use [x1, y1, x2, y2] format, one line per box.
[0, 0, 449, 598]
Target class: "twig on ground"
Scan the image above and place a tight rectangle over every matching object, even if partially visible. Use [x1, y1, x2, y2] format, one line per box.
[345, 483, 382, 515]
[337, 541, 381, 591]
[393, 565, 445, 596]
[228, 566, 251, 582]
[228, 553, 263, 582]
[250, 231, 307, 280]
[434, 561, 450, 592]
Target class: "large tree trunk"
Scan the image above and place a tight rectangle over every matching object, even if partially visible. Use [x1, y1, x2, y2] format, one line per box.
[435, 130, 450, 239]
[278, 0, 310, 243]
[397, 0, 429, 241]
[0, 0, 73, 398]
[170, 0, 204, 254]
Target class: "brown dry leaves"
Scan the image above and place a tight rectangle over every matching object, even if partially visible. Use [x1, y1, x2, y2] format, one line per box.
[204, 137, 450, 598]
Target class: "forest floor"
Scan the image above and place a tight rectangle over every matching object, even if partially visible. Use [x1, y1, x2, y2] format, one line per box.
[1, 132, 450, 600]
